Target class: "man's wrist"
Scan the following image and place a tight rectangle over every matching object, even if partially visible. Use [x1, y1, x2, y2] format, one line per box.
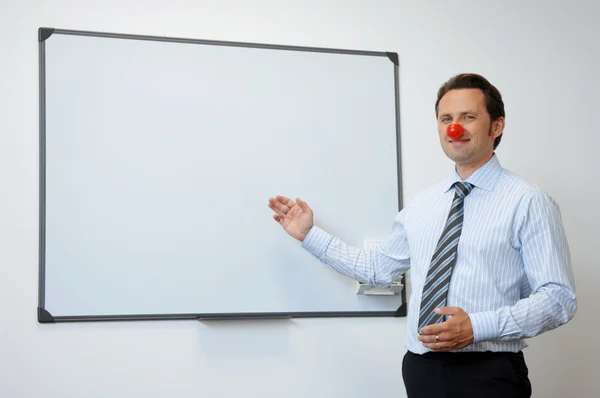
[301, 226, 333, 257]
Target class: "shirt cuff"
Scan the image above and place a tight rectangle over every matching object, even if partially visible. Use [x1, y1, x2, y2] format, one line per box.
[469, 311, 499, 343]
[301, 226, 333, 258]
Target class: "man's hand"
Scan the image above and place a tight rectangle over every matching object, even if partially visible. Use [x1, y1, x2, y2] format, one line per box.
[268, 195, 314, 242]
[418, 307, 474, 352]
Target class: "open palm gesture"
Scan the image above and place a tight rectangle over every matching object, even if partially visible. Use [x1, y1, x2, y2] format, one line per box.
[268, 195, 314, 242]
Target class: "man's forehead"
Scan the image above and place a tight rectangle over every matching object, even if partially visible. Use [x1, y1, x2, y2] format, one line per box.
[438, 89, 486, 113]
[439, 88, 485, 108]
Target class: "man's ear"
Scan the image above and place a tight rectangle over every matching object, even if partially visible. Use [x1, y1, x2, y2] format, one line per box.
[492, 117, 505, 138]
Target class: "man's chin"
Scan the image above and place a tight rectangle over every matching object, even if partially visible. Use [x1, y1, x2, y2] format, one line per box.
[442, 149, 471, 164]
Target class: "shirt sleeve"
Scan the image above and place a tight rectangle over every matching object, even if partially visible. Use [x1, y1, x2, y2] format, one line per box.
[301, 209, 411, 287]
[470, 189, 577, 342]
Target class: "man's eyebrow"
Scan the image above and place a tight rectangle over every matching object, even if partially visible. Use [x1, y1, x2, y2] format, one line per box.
[438, 111, 480, 118]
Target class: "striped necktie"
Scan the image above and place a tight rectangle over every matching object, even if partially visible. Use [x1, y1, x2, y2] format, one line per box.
[418, 181, 473, 329]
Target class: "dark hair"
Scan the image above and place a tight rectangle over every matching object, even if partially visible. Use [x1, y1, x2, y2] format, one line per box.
[435, 73, 505, 150]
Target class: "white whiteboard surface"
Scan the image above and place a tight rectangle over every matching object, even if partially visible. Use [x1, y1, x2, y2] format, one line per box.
[38, 29, 404, 321]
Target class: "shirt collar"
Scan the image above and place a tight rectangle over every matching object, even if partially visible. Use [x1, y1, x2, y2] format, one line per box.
[443, 153, 503, 193]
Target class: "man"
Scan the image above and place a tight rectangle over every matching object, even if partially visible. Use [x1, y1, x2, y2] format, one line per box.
[268, 73, 576, 397]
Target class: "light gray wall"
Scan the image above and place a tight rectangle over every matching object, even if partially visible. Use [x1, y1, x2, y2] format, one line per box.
[1, 1, 598, 397]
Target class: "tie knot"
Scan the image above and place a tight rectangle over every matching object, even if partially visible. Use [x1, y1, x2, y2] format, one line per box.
[454, 182, 473, 198]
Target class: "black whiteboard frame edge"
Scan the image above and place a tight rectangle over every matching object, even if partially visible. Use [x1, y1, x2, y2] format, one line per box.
[38, 38, 47, 311]
[38, 26, 389, 57]
[37, 309, 406, 323]
[37, 27, 407, 323]
[393, 60, 408, 319]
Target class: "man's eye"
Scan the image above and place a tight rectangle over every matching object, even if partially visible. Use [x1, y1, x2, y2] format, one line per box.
[464, 115, 474, 120]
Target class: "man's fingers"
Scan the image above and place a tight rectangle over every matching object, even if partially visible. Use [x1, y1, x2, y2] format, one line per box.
[268, 201, 287, 218]
[275, 195, 296, 209]
[422, 342, 453, 351]
[419, 323, 447, 336]
[419, 333, 450, 344]
[421, 332, 454, 350]
[273, 214, 282, 223]
[269, 197, 291, 213]
[279, 196, 296, 209]
[435, 306, 460, 316]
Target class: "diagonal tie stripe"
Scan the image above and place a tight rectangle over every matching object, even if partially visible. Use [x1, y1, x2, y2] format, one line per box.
[419, 265, 454, 316]
[429, 221, 463, 267]
[419, 181, 473, 331]
[430, 203, 465, 255]
[421, 252, 456, 303]
[455, 182, 472, 197]
[423, 240, 459, 293]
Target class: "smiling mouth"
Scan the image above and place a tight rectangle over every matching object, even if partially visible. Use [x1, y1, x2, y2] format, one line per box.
[449, 138, 470, 143]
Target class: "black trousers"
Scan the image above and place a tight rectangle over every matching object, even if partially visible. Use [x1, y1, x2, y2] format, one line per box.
[402, 350, 532, 398]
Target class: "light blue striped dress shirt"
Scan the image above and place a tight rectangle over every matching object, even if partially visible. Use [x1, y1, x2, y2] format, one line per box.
[302, 154, 577, 354]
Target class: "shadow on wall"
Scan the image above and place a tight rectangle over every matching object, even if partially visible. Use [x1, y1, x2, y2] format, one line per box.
[196, 318, 293, 359]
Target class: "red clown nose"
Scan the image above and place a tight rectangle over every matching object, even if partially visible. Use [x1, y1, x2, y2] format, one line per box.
[446, 124, 464, 139]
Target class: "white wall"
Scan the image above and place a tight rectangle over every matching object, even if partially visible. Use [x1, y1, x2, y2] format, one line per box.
[1, 1, 598, 397]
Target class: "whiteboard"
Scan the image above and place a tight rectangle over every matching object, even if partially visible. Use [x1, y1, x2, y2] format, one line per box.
[38, 28, 405, 322]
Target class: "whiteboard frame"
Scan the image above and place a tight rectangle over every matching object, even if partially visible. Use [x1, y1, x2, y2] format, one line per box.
[37, 27, 405, 323]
